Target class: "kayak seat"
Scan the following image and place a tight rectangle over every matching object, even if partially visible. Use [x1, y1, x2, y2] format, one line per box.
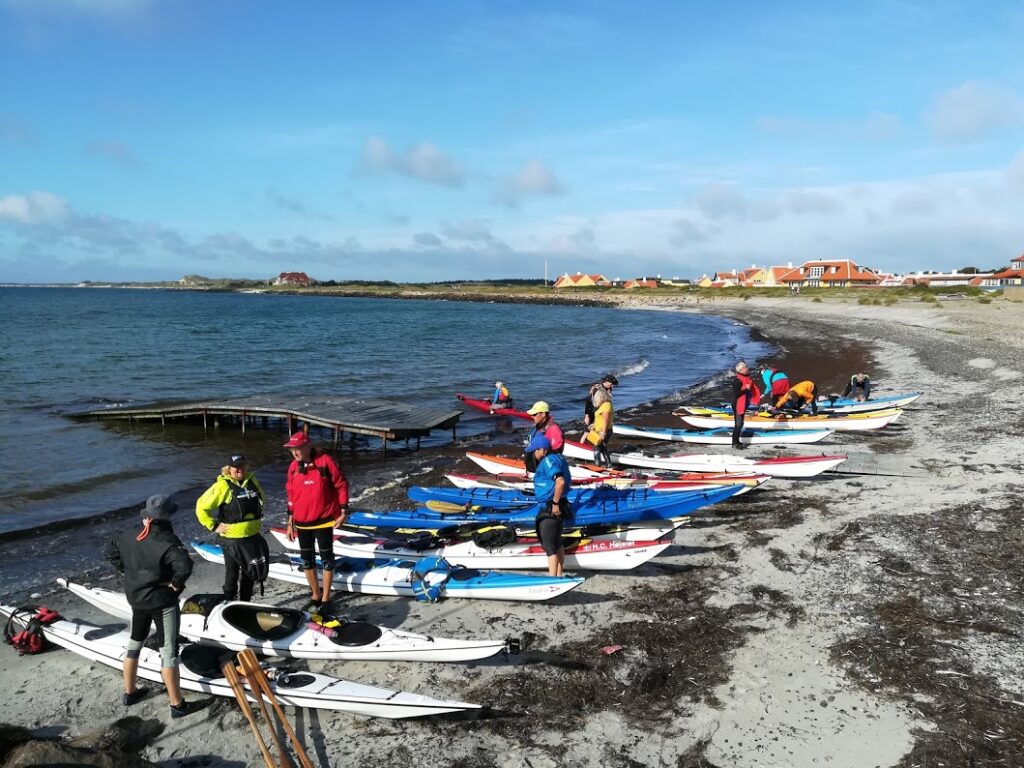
[221, 605, 304, 641]
[83, 625, 122, 641]
[448, 566, 481, 581]
[180, 643, 234, 679]
[277, 672, 316, 689]
[328, 621, 383, 647]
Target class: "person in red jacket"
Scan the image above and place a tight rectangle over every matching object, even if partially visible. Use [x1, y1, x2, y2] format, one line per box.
[283, 431, 349, 606]
[731, 361, 761, 450]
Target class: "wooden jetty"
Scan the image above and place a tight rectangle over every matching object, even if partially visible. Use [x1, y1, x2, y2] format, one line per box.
[69, 394, 463, 455]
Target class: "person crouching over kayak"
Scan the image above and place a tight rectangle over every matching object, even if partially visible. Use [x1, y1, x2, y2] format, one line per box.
[106, 494, 200, 718]
[776, 380, 819, 415]
[758, 364, 790, 406]
[527, 434, 572, 577]
[842, 372, 871, 402]
[284, 431, 350, 607]
[195, 453, 269, 601]
[524, 401, 564, 472]
[731, 361, 761, 450]
[489, 380, 512, 412]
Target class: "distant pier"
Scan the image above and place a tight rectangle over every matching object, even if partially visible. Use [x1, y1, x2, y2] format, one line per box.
[69, 394, 463, 455]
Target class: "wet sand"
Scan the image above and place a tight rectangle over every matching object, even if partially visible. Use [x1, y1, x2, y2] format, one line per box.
[1, 294, 1021, 767]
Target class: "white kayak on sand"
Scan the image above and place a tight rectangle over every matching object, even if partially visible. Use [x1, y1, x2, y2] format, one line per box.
[0, 604, 481, 718]
[612, 424, 832, 445]
[297, 532, 672, 571]
[444, 472, 766, 496]
[680, 408, 902, 432]
[561, 439, 846, 478]
[59, 580, 508, 663]
[191, 542, 584, 603]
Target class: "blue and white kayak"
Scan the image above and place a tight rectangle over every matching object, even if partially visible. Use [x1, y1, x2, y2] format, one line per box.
[192, 542, 583, 602]
[390, 484, 744, 526]
[612, 424, 832, 445]
[679, 392, 922, 416]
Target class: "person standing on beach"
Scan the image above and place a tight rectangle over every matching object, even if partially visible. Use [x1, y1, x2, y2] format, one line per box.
[583, 374, 618, 427]
[527, 434, 572, 577]
[524, 401, 564, 472]
[584, 386, 614, 465]
[107, 494, 199, 718]
[731, 361, 761, 450]
[776, 380, 819, 414]
[195, 453, 269, 601]
[283, 431, 349, 607]
[842, 372, 871, 401]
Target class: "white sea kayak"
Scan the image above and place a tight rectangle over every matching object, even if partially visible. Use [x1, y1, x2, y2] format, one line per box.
[561, 439, 846, 478]
[444, 472, 764, 496]
[680, 408, 902, 432]
[0, 605, 481, 718]
[613, 424, 832, 445]
[294, 532, 672, 571]
[60, 580, 507, 663]
[191, 542, 584, 602]
[678, 392, 923, 416]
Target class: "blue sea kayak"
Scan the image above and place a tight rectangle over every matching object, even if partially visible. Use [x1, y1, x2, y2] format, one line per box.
[353, 484, 744, 528]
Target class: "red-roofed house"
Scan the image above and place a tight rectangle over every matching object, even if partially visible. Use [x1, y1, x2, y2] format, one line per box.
[994, 255, 1024, 287]
[624, 278, 659, 289]
[552, 272, 610, 288]
[712, 270, 739, 287]
[274, 271, 315, 286]
[777, 260, 881, 288]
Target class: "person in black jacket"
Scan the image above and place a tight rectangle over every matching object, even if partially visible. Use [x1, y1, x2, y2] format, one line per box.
[107, 494, 199, 718]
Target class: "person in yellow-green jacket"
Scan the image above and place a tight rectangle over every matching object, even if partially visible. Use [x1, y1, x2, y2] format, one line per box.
[195, 453, 269, 601]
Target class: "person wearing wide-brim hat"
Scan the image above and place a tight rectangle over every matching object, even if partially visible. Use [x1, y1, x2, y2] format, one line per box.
[106, 494, 200, 718]
[195, 452, 268, 601]
[526, 434, 572, 577]
[282, 431, 350, 607]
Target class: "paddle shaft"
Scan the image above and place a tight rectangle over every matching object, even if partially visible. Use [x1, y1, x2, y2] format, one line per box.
[242, 666, 289, 768]
[238, 649, 315, 768]
[221, 661, 276, 768]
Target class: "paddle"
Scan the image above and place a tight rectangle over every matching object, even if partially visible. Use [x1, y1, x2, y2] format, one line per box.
[243, 663, 288, 768]
[238, 649, 315, 768]
[221, 659, 275, 768]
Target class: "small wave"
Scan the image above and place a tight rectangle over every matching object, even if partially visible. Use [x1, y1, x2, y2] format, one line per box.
[615, 358, 649, 378]
[351, 466, 436, 501]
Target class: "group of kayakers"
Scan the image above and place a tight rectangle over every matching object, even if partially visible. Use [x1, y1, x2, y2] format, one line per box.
[731, 363, 872, 449]
[106, 429, 350, 717]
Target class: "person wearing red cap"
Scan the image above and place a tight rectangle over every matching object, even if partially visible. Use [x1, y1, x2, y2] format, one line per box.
[283, 431, 350, 606]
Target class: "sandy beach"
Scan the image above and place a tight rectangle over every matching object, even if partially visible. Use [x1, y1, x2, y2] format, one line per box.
[2, 293, 1022, 768]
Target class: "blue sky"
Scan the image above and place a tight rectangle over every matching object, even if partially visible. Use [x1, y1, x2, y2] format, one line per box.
[1, 0, 1023, 283]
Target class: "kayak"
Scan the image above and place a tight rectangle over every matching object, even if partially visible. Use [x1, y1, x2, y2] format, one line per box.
[679, 392, 922, 416]
[406, 484, 744, 512]
[191, 542, 584, 602]
[612, 424, 832, 445]
[60, 580, 508, 663]
[349, 484, 743, 527]
[444, 472, 768, 496]
[561, 439, 846, 478]
[0, 605, 481, 718]
[463, 451, 768, 487]
[299, 533, 672, 571]
[455, 393, 532, 421]
[679, 408, 902, 432]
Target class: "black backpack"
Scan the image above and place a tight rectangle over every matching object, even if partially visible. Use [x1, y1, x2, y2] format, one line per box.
[219, 534, 271, 596]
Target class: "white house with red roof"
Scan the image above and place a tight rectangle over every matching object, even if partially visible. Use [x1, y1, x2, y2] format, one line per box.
[273, 271, 315, 286]
[777, 259, 881, 288]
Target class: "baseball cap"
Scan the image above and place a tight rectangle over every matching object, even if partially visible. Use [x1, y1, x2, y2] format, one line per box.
[526, 401, 550, 416]
[228, 453, 247, 468]
[525, 434, 552, 452]
[283, 431, 311, 448]
[602, 374, 619, 386]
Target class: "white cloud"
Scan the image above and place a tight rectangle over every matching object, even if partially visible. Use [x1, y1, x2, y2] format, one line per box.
[493, 159, 565, 207]
[441, 219, 496, 243]
[927, 81, 1024, 143]
[0, 191, 70, 224]
[358, 137, 464, 187]
[0, 0, 152, 15]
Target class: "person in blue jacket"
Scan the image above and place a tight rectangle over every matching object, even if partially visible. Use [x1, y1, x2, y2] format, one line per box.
[489, 380, 512, 412]
[527, 433, 572, 577]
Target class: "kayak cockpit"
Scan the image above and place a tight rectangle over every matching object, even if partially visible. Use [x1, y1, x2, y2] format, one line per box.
[221, 605, 305, 641]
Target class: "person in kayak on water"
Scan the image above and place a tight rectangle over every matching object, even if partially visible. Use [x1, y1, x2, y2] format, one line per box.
[527, 433, 572, 577]
[195, 453, 269, 601]
[775, 380, 819, 414]
[842, 372, 871, 401]
[758, 364, 790, 405]
[489, 381, 512, 412]
[584, 386, 614, 466]
[284, 431, 350, 608]
[731, 361, 761, 450]
[583, 373, 618, 427]
[524, 401, 564, 472]
[106, 494, 201, 718]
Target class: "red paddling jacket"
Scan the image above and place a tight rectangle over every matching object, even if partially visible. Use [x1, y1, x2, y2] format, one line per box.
[285, 450, 349, 526]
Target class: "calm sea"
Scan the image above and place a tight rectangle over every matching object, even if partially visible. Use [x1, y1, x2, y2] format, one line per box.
[0, 287, 769, 542]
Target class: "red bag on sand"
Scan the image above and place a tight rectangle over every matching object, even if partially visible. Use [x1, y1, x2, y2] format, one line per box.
[600, 645, 624, 655]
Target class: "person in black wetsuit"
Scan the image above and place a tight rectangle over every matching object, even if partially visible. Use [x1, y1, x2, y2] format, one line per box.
[842, 373, 871, 401]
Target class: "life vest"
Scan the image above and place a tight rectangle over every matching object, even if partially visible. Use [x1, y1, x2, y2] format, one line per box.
[4, 606, 60, 655]
[495, 386, 510, 402]
[735, 373, 761, 415]
[218, 477, 263, 525]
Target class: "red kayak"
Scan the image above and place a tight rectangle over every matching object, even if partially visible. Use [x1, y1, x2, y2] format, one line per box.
[455, 393, 532, 421]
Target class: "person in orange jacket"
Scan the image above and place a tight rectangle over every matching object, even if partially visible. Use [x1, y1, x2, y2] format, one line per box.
[775, 380, 819, 415]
